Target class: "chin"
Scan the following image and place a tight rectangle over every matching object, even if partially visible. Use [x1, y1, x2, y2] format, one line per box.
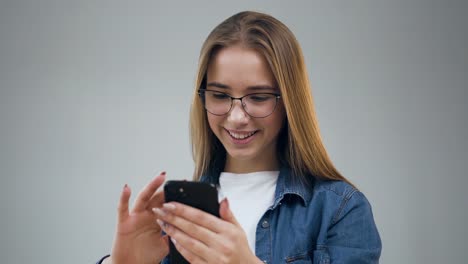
[225, 149, 258, 161]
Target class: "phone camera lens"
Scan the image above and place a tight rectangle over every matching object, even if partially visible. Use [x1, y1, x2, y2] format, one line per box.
[179, 188, 184, 193]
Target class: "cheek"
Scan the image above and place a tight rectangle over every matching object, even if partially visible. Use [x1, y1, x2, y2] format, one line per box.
[207, 114, 222, 134]
[267, 117, 285, 135]
[266, 105, 286, 134]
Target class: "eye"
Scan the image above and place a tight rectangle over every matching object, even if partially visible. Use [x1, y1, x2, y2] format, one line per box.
[248, 94, 272, 102]
[211, 92, 230, 100]
[205, 90, 230, 100]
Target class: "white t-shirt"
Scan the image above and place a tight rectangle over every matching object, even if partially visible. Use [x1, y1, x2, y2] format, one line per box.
[218, 171, 279, 253]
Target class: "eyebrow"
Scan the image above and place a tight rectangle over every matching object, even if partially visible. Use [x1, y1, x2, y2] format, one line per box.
[206, 81, 277, 91]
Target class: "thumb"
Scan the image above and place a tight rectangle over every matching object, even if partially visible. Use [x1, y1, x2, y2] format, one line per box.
[219, 198, 240, 226]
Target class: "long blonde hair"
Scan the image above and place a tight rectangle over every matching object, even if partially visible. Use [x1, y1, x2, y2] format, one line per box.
[190, 11, 352, 186]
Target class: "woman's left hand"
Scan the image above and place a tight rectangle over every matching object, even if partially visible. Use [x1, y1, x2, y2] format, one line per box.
[153, 198, 262, 264]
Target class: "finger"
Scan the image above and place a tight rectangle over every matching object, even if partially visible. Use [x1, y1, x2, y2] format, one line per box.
[146, 190, 165, 210]
[157, 220, 209, 264]
[160, 234, 170, 254]
[176, 238, 211, 264]
[154, 207, 217, 247]
[171, 238, 206, 264]
[162, 202, 227, 233]
[118, 184, 131, 222]
[219, 198, 241, 227]
[161, 234, 170, 248]
[132, 172, 166, 212]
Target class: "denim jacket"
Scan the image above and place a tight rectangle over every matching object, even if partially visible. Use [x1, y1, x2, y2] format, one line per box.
[98, 166, 381, 264]
[164, 166, 381, 263]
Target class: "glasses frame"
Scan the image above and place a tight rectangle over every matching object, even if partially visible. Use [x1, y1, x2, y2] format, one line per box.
[198, 89, 282, 118]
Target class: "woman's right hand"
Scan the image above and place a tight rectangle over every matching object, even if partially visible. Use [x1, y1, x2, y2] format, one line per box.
[107, 172, 169, 264]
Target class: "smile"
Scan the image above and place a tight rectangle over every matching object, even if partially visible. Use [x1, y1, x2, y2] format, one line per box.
[225, 129, 259, 141]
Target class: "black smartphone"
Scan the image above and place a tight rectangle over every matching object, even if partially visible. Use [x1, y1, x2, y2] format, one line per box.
[164, 180, 220, 264]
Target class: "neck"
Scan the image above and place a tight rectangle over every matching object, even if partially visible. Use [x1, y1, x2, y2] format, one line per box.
[224, 154, 280, 174]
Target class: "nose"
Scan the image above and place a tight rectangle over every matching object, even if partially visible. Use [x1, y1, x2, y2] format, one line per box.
[227, 99, 249, 123]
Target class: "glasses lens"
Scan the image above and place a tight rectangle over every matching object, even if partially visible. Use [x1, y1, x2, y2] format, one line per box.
[202, 90, 232, 115]
[244, 93, 278, 118]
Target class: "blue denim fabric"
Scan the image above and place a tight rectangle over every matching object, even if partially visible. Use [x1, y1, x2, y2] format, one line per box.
[99, 166, 381, 264]
[163, 166, 381, 263]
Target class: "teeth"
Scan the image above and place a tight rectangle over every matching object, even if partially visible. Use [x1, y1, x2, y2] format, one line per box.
[228, 131, 256, 139]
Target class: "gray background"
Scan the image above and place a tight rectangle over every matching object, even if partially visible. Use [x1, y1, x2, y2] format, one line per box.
[0, 1, 467, 263]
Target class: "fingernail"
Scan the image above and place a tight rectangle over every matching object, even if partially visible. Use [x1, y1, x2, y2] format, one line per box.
[170, 237, 177, 245]
[152, 208, 166, 216]
[163, 203, 176, 211]
[161, 171, 166, 175]
[156, 219, 165, 229]
[123, 184, 128, 190]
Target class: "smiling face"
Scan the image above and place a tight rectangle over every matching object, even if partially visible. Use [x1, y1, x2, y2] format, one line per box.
[205, 45, 286, 173]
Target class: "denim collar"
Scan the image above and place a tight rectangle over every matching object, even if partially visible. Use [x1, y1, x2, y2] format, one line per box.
[271, 165, 312, 208]
[199, 165, 313, 208]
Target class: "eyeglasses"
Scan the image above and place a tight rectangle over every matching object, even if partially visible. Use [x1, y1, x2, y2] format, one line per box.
[198, 89, 281, 118]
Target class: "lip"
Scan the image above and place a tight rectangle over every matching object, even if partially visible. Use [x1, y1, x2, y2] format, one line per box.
[224, 129, 258, 145]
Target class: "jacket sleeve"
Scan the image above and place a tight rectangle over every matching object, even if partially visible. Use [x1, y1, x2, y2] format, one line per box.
[319, 190, 382, 264]
[96, 255, 170, 264]
[96, 254, 110, 264]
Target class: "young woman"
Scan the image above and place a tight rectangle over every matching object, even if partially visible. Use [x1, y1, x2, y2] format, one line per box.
[97, 11, 381, 264]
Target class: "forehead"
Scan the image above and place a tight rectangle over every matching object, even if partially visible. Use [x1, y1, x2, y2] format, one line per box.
[206, 46, 277, 89]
